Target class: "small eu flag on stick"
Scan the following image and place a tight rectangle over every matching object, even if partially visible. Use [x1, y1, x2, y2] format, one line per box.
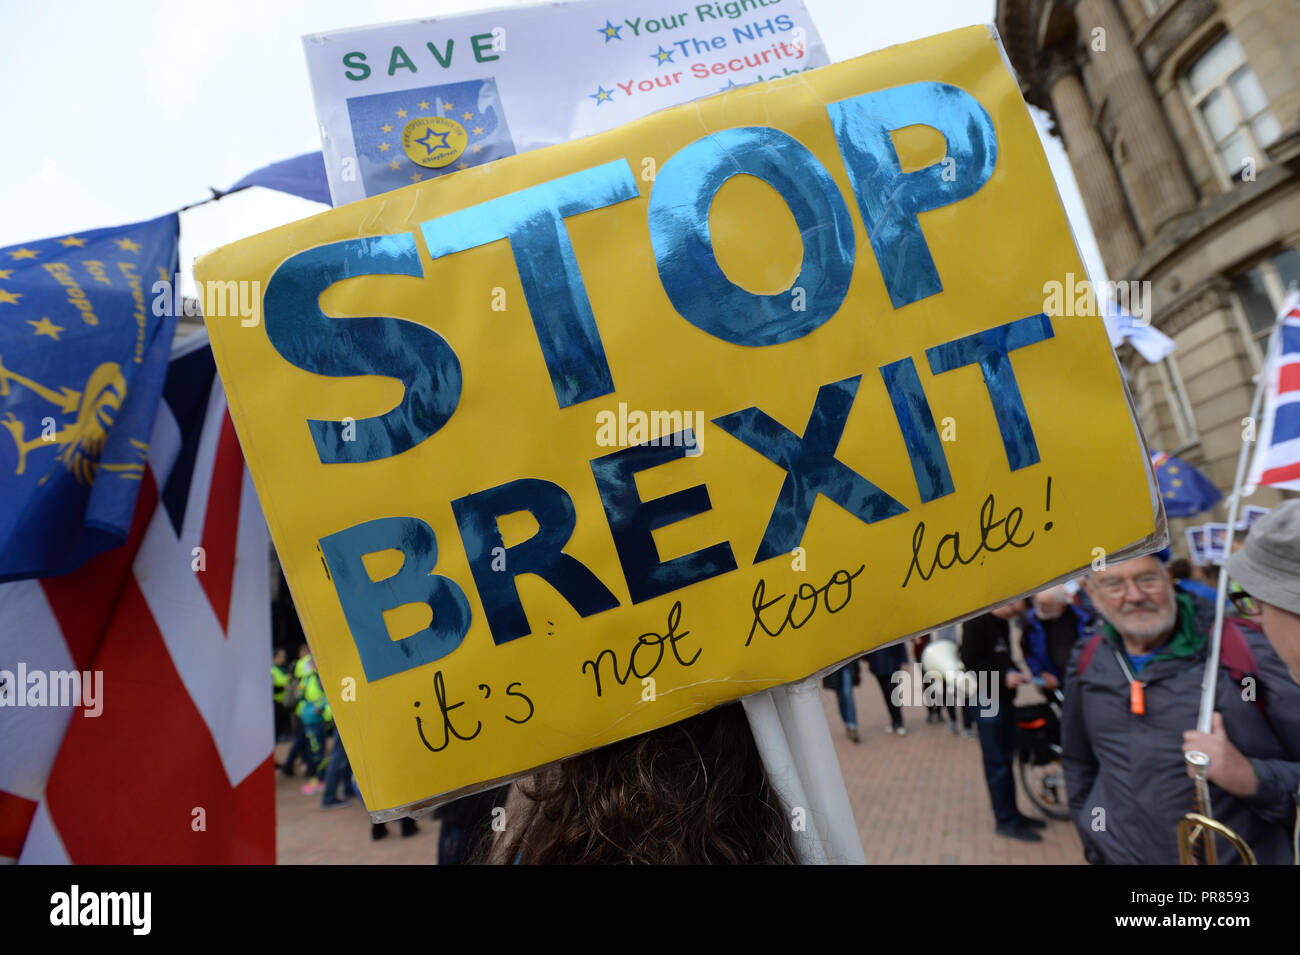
[1151, 450, 1223, 518]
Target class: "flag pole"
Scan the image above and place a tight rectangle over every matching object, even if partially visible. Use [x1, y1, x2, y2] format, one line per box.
[1198, 294, 1295, 733]
[1195, 365, 1265, 732]
[1184, 308, 1273, 836]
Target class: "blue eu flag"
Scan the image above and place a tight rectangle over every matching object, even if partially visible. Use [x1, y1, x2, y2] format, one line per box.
[0, 213, 179, 581]
[1151, 451, 1223, 518]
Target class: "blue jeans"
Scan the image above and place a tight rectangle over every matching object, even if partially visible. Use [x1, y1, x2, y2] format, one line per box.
[976, 703, 1020, 827]
[834, 667, 857, 730]
[322, 727, 353, 805]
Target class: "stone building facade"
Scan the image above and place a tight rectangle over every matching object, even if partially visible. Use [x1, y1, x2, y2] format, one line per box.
[996, 0, 1300, 554]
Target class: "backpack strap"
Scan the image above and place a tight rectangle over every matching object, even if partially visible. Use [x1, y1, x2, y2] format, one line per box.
[1077, 634, 1104, 677]
[1220, 617, 1262, 678]
[1221, 618, 1271, 725]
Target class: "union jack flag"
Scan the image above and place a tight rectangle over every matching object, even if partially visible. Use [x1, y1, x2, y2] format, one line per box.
[0, 332, 273, 863]
[1246, 291, 1300, 493]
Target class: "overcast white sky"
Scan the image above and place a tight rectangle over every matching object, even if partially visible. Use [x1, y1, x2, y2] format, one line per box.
[0, 0, 1108, 291]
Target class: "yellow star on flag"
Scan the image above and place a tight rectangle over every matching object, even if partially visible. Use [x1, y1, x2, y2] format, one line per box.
[379, 143, 390, 152]
[0, 269, 12, 280]
[115, 237, 142, 253]
[389, 160, 401, 171]
[472, 126, 484, 136]
[8, 248, 39, 260]
[457, 160, 469, 169]
[410, 172, 423, 183]
[382, 124, 393, 133]
[396, 109, 408, 118]
[28, 316, 63, 340]
[443, 101, 454, 110]
[0, 288, 21, 305]
[471, 144, 482, 153]
[462, 112, 473, 121]
[58, 236, 87, 247]
[418, 101, 430, 110]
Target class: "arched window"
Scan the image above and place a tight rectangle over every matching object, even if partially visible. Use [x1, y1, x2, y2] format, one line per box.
[1182, 33, 1281, 186]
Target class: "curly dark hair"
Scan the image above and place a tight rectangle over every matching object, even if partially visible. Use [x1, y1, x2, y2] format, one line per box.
[482, 701, 797, 864]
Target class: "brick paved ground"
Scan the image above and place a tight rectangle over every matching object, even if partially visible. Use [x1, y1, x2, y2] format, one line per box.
[274, 741, 441, 865]
[276, 670, 1082, 864]
[826, 670, 1081, 865]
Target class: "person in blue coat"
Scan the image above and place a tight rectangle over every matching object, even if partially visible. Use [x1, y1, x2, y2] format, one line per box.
[1021, 585, 1091, 691]
[1169, 557, 1218, 604]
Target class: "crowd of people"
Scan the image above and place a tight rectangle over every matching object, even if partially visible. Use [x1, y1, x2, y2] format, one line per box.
[273, 643, 514, 859]
[274, 645, 420, 842]
[268, 503, 1300, 864]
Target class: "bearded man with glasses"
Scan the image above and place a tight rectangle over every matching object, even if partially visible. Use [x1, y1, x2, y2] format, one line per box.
[1060, 553, 1300, 864]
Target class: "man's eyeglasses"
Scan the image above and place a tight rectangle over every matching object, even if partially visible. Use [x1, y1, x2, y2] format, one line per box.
[1229, 590, 1262, 617]
[1093, 572, 1167, 599]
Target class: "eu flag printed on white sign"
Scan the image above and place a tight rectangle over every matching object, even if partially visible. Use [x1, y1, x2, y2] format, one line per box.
[346, 78, 516, 194]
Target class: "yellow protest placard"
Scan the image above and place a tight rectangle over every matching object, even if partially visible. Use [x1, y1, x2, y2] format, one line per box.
[198, 25, 1160, 815]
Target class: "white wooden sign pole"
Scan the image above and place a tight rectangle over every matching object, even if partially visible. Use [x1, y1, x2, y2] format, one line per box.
[743, 677, 867, 864]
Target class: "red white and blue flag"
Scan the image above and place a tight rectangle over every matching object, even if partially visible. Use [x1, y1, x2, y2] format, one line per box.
[1246, 291, 1300, 494]
[0, 332, 273, 863]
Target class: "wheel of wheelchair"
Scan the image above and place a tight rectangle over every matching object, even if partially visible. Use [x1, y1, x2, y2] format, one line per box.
[1018, 752, 1071, 820]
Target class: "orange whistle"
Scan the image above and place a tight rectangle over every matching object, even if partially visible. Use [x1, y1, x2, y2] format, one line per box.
[1130, 680, 1145, 715]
